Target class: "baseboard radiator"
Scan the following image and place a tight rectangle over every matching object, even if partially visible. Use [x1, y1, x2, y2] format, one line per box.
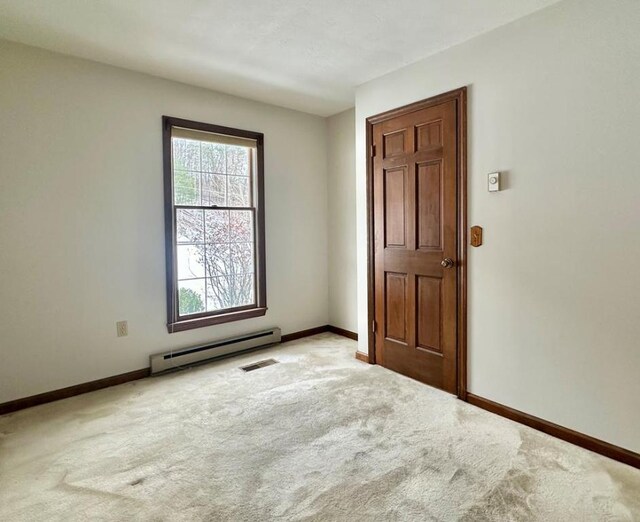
[150, 327, 281, 375]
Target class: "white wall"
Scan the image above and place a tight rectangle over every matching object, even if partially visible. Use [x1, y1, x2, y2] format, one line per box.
[326, 109, 357, 333]
[0, 41, 329, 403]
[355, 0, 640, 452]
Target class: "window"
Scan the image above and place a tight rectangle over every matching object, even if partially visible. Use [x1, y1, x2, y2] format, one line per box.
[163, 117, 266, 333]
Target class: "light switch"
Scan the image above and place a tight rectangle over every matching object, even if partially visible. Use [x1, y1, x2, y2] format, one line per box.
[488, 172, 500, 192]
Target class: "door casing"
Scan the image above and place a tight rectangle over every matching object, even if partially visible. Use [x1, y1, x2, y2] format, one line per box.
[366, 87, 468, 400]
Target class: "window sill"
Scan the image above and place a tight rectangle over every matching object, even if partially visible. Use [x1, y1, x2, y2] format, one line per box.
[167, 307, 267, 333]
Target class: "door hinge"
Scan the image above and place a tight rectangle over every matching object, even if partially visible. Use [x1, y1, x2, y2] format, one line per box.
[370, 144, 376, 157]
[372, 320, 377, 333]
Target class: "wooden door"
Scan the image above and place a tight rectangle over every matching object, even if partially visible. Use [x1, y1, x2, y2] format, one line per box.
[372, 98, 459, 393]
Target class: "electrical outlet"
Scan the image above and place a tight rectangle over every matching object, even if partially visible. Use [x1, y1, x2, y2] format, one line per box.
[116, 321, 128, 337]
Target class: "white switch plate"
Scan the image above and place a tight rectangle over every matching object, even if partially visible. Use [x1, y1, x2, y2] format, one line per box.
[488, 172, 500, 192]
[116, 321, 128, 337]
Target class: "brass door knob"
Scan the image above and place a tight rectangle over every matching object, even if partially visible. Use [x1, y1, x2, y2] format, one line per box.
[441, 258, 455, 269]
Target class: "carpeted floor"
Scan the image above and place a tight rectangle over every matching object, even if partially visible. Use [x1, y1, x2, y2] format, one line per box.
[1, 333, 639, 521]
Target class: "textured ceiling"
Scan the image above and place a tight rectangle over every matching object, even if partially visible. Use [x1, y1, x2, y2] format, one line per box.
[0, 0, 562, 116]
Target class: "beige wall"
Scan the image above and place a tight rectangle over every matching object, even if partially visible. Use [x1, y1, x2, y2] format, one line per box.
[326, 109, 357, 333]
[0, 41, 329, 403]
[355, 0, 640, 452]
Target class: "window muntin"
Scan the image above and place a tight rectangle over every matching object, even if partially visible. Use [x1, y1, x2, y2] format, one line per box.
[163, 118, 266, 332]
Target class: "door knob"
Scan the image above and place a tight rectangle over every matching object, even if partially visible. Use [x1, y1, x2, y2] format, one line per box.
[441, 258, 455, 269]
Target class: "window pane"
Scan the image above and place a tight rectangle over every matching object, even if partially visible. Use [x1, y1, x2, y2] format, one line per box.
[232, 274, 255, 307]
[229, 210, 253, 243]
[201, 142, 226, 173]
[177, 244, 205, 279]
[204, 242, 230, 277]
[226, 146, 249, 176]
[206, 274, 254, 311]
[174, 170, 200, 205]
[206, 276, 227, 312]
[204, 210, 229, 244]
[201, 173, 226, 206]
[178, 279, 206, 316]
[228, 176, 250, 206]
[230, 242, 254, 275]
[172, 138, 201, 171]
[176, 209, 204, 244]
[207, 277, 227, 312]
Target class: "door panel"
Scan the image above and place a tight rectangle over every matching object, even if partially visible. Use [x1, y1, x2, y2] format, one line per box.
[373, 99, 458, 393]
[385, 272, 407, 344]
[416, 120, 442, 150]
[384, 168, 408, 248]
[383, 129, 408, 158]
[416, 275, 441, 353]
[417, 161, 442, 250]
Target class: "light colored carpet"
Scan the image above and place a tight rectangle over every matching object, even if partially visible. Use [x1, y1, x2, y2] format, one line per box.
[1, 333, 638, 521]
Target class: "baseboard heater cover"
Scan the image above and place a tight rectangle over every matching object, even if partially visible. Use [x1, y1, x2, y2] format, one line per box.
[150, 327, 281, 375]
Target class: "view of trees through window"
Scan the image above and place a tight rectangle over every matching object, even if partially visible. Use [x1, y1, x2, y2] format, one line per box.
[172, 137, 255, 316]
